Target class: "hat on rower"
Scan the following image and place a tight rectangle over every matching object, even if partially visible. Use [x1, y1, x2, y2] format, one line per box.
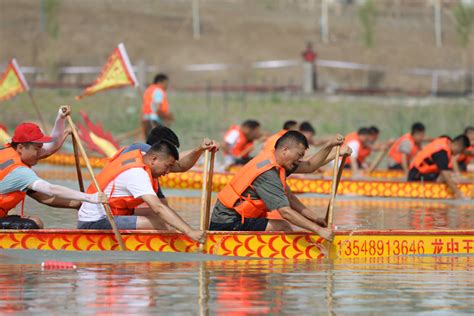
[12, 122, 53, 143]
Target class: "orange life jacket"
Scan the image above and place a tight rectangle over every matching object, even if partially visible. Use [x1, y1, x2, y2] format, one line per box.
[0, 145, 29, 217]
[263, 129, 287, 152]
[217, 151, 286, 221]
[410, 137, 452, 174]
[141, 84, 169, 120]
[388, 133, 420, 165]
[224, 125, 254, 159]
[86, 148, 158, 216]
[344, 132, 372, 166]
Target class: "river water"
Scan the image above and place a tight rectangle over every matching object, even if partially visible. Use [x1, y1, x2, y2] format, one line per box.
[1, 168, 473, 314]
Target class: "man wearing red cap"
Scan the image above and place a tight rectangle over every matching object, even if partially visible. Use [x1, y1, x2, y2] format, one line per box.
[0, 122, 107, 229]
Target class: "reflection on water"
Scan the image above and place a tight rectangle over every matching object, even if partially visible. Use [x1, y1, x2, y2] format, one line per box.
[0, 257, 473, 314]
[5, 167, 472, 313]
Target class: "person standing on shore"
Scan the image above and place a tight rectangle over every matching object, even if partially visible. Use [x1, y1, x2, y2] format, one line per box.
[141, 74, 174, 139]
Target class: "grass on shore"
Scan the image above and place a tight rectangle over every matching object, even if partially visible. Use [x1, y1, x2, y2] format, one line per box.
[1, 88, 472, 150]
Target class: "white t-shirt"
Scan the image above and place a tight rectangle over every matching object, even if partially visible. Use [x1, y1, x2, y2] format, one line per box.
[78, 168, 156, 222]
[224, 129, 240, 147]
[347, 140, 360, 161]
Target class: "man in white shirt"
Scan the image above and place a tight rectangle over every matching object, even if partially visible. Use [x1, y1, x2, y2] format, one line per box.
[78, 141, 205, 244]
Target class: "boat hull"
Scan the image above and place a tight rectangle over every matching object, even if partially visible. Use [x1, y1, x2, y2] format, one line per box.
[159, 172, 473, 199]
[37, 169, 472, 199]
[1, 229, 473, 259]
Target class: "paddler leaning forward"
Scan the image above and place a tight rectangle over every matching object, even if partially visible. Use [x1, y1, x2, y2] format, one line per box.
[77, 140, 205, 244]
[210, 130, 343, 241]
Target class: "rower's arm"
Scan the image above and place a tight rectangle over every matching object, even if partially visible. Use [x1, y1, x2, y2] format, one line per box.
[28, 191, 81, 209]
[236, 143, 254, 159]
[171, 149, 197, 172]
[170, 139, 219, 172]
[401, 153, 409, 175]
[294, 135, 344, 174]
[287, 188, 322, 223]
[350, 156, 360, 174]
[320, 145, 352, 167]
[278, 206, 332, 241]
[439, 170, 465, 199]
[38, 106, 71, 159]
[451, 155, 461, 175]
[141, 194, 196, 234]
[37, 129, 70, 159]
[28, 180, 107, 204]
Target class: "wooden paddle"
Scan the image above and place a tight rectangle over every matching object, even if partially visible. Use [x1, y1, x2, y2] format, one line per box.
[71, 136, 85, 192]
[199, 150, 215, 252]
[325, 146, 346, 227]
[66, 114, 127, 251]
[366, 146, 390, 174]
[204, 151, 216, 224]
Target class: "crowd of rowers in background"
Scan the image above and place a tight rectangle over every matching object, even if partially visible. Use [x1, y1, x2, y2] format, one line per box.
[222, 119, 473, 200]
[0, 105, 472, 243]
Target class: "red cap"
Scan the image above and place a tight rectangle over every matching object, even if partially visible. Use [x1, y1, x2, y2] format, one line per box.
[12, 122, 53, 143]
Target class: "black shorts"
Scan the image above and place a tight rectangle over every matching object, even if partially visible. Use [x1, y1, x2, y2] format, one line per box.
[209, 218, 269, 232]
[344, 161, 362, 169]
[0, 215, 40, 229]
[407, 168, 439, 182]
[388, 164, 403, 170]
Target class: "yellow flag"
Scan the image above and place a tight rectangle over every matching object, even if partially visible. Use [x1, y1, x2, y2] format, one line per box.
[0, 125, 11, 144]
[0, 59, 30, 102]
[76, 43, 138, 100]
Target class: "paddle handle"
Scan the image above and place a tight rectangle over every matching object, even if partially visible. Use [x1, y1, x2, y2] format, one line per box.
[199, 150, 211, 231]
[71, 135, 85, 192]
[204, 151, 216, 229]
[327, 146, 341, 226]
[66, 115, 127, 251]
[366, 147, 389, 174]
[325, 154, 347, 225]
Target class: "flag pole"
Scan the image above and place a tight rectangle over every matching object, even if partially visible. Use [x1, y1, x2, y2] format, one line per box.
[27, 91, 48, 132]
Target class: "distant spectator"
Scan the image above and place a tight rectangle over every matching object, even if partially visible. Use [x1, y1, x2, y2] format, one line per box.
[302, 42, 317, 63]
[301, 42, 318, 91]
[141, 74, 175, 139]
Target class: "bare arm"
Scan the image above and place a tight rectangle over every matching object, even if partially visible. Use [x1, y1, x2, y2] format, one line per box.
[278, 206, 332, 241]
[350, 154, 361, 176]
[28, 180, 107, 204]
[160, 197, 169, 206]
[37, 129, 70, 159]
[295, 135, 344, 174]
[286, 186, 327, 227]
[401, 153, 409, 175]
[439, 170, 465, 199]
[320, 145, 352, 167]
[236, 143, 254, 158]
[39, 106, 71, 158]
[451, 155, 461, 175]
[170, 139, 219, 172]
[141, 194, 205, 243]
[28, 191, 81, 209]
